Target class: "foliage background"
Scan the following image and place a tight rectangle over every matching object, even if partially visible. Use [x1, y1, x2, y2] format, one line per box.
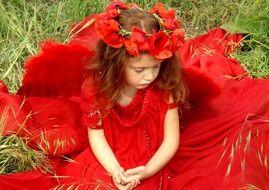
[0, 0, 268, 92]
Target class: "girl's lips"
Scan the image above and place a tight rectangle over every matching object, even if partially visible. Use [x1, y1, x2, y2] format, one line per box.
[138, 84, 149, 88]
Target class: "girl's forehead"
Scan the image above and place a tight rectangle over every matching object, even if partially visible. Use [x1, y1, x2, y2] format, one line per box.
[126, 54, 162, 67]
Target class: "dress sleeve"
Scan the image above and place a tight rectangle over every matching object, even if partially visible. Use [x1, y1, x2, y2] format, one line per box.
[165, 91, 179, 110]
[167, 102, 179, 109]
[80, 77, 103, 129]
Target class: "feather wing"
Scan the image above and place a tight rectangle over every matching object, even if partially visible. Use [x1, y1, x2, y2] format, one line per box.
[17, 40, 94, 97]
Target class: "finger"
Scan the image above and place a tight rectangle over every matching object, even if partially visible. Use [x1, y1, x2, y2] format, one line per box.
[132, 178, 140, 187]
[125, 174, 140, 183]
[120, 167, 125, 172]
[115, 182, 131, 190]
[129, 179, 139, 190]
[119, 168, 129, 183]
[126, 168, 139, 175]
[123, 183, 132, 190]
[113, 179, 123, 190]
[134, 179, 140, 187]
[113, 175, 121, 184]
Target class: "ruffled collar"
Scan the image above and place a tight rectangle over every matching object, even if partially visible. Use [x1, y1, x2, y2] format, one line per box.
[111, 85, 163, 127]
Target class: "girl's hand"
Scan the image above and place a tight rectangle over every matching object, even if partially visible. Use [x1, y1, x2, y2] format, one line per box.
[112, 167, 128, 185]
[112, 179, 140, 190]
[112, 167, 140, 190]
[112, 177, 131, 190]
[126, 166, 148, 181]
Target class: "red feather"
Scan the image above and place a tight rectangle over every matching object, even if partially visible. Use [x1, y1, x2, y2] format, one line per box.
[0, 81, 9, 93]
[17, 40, 94, 97]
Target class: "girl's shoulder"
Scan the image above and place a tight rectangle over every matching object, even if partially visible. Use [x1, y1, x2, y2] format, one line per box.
[81, 76, 102, 101]
[146, 84, 178, 111]
[146, 84, 170, 103]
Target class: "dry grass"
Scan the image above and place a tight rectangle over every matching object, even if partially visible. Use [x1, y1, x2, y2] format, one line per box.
[218, 114, 269, 188]
[0, 106, 52, 174]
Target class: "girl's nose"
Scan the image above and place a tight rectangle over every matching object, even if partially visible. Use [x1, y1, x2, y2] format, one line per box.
[144, 69, 155, 81]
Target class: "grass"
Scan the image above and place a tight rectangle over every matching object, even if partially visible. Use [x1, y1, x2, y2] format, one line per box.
[0, 106, 52, 174]
[0, 134, 50, 174]
[0, 0, 268, 92]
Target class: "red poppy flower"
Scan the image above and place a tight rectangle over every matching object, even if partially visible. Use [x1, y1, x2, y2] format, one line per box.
[105, 33, 124, 48]
[95, 19, 124, 48]
[131, 27, 149, 51]
[106, 1, 129, 11]
[94, 1, 185, 59]
[124, 39, 139, 56]
[148, 32, 172, 59]
[148, 3, 175, 19]
[170, 29, 185, 51]
[159, 9, 175, 19]
[148, 32, 169, 50]
[106, 9, 120, 19]
[131, 27, 146, 42]
[95, 19, 119, 36]
[154, 48, 173, 59]
[163, 18, 180, 30]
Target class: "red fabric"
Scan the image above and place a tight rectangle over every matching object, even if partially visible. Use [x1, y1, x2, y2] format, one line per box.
[69, 15, 99, 51]
[80, 77, 104, 129]
[0, 91, 35, 136]
[17, 41, 94, 97]
[0, 28, 268, 190]
[0, 171, 57, 190]
[26, 96, 88, 156]
[0, 81, 8, 93]
[168, 78, 269, 189]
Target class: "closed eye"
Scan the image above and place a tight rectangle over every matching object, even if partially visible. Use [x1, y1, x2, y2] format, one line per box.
[134, 68, 144, 73]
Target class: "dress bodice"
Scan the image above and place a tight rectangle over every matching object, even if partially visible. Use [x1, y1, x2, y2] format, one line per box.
[101, 86, 169, 169]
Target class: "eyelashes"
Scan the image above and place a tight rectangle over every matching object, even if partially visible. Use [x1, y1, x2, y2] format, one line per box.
[134, 66, 160, 73]
[134, 68, 144, 73]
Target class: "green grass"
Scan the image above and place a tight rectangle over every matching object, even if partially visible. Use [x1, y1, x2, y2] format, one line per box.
[0, 0, 268, 92]
[0, 107, 51, 174]
[0, 134, 51, 174]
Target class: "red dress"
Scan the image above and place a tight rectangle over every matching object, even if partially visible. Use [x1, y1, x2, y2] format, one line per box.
[53, 84, 174, 189]
[0, 26, 268, 189]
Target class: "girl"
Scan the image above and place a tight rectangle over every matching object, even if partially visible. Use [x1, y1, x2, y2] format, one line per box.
[1, 1, 268, 190]
[79, 1, 187, 189]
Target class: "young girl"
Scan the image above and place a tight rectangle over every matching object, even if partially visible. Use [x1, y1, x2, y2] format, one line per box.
[1, 1, 268, 190]
[79, 1, 187, 189]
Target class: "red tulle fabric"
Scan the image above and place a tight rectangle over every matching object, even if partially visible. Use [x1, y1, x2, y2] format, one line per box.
[0, 27, 268, 190]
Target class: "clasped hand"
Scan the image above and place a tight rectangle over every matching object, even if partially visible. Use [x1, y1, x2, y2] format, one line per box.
[112, 166, 147, 190]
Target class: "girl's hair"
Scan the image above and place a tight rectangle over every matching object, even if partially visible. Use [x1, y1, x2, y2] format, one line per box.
[85, 8, 188, 113]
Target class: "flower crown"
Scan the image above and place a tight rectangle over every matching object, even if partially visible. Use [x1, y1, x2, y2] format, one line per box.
[94, 1, 185, 59]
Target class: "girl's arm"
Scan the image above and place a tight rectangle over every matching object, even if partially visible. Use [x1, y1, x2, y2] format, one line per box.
[126, 95, 180, 180]
[88, 129, 125, 181]
[89, 129, 139, 189]
[88, 129, 121, 173]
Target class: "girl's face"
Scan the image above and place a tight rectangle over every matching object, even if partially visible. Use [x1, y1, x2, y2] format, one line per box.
[123, 54, 162, 95]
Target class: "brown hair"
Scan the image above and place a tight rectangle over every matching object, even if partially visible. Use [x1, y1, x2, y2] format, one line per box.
[85, 8, 188, 113]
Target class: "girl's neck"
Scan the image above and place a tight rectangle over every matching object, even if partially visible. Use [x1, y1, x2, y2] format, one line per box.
[122, 82, 138, 98]
[117, 84, 138, 106]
